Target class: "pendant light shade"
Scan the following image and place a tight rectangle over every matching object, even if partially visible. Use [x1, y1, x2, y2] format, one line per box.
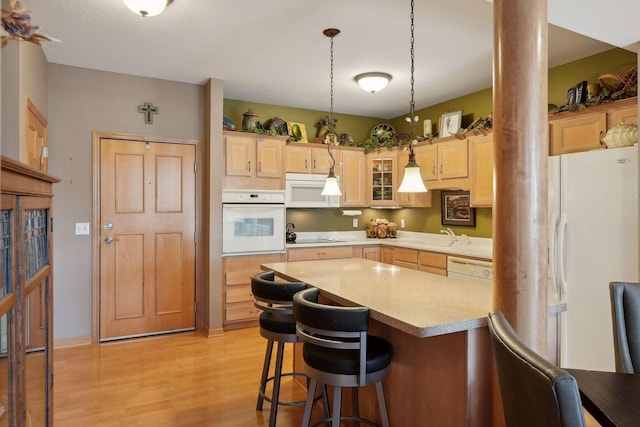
[321, 28, 342, 197]
[123, 0, 171, 17]
[397, 163, 428, 192]
[321, 174, 342, 196]
[354, 72, 392, 93]
[398, 0, 428, 194]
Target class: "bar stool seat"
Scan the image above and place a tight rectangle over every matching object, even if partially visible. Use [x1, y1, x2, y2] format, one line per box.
[294, 287, 392, 427]
[252, 271, 325, 427]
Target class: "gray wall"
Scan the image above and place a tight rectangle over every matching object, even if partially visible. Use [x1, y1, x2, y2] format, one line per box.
[48, 64, 205, 339]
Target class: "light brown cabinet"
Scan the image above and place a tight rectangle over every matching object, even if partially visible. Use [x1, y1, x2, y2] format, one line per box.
[367, 149, 398, 206]
[223, 131, 287, 190]
[392, 247, 419, 270]
[359, 246, 380, 261]
[468, 133, 494, 207]
[417, 251, 448, 276]
[417, 138, 470, 190]
[1, 156, 59, 427]
[287, 246, 352, 261]
[286, 143, 338, 175]
[340, 148, 367, 207]
[222, 253, 286, 329]
[549, 98, 637, 155]
[380, 246, 394, 264]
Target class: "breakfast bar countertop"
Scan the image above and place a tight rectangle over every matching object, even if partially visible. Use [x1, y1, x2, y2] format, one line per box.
[262, 258, 566, 338]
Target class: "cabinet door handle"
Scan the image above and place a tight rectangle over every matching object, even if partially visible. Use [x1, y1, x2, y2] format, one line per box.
[432, 165, 436, 175]
[440, 164, 443, 174]
[306, 160, 308, 169]
[247, 161, 251, 172]
[258, 161, 262, 172]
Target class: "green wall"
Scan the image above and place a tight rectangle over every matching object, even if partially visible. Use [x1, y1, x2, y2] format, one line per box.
[233, 48, 636, 238]
[223, 99, 384, 144]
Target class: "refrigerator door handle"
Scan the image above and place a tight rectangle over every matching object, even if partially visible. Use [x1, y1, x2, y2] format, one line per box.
[557, 213, 568, 297]
[549, 212, 559, 297]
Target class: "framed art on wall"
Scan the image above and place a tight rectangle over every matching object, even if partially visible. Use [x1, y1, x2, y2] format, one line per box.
[288, 122, 308, 143]
[441, 190, 475, 226]
[439, 110, 462, 137]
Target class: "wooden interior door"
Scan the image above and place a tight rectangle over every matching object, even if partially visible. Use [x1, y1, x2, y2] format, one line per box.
[99, 138, 196, 340]
[25, 98, 48, 172]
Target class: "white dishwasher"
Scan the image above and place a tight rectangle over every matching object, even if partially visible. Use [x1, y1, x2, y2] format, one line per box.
[447, 256, 493, 283]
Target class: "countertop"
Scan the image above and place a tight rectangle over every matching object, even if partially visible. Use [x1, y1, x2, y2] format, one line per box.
[262, 258, 565, 338]
[286, 230, 493, 259]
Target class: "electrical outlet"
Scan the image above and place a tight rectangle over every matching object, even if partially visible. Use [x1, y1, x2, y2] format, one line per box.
[400, 219, 406, 228]
[352, 218, 358, 228]
[75, 223, 90, 235]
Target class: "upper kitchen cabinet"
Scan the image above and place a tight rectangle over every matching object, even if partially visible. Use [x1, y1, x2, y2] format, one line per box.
[419, 138, 470, 190]
[367, 148, 398, 207]
[286, 143, 340, 175]
[397, 148, 432, 208]
[468, 133, 494, 207]
[224, 131, 288, 190]
[340, 147, 366, 207]
[549, 97, 637, 155]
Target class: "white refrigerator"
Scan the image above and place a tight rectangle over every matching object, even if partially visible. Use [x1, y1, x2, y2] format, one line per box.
[549, 144, 638, 372]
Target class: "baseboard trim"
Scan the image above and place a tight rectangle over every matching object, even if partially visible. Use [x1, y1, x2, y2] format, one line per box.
[204, 326, 225, 337]
[54, 335, 92, 348]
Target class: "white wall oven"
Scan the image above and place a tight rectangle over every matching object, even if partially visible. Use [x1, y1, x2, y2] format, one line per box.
[222, 190, 286, 255]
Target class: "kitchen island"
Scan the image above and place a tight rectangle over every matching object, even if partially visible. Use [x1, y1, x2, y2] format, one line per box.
[262, 258, 565, 426]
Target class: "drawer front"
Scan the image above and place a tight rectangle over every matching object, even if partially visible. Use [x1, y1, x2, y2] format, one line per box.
[288, 246, 353, 261]
[393, 259, 418, 270]
[225, 301, 260, 322]
[417, 265, 447, 276]
[418, 251, 447, 269]
[226, 284, 253, 303]
[394, 248, 418, 264]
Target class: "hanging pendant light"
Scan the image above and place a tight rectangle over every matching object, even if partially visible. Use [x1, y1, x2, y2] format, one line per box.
[321, 28, 342, 197]
[398, 0, 428, 193]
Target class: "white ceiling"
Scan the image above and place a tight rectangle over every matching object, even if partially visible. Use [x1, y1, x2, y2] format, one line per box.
[16, 0, 637, 119]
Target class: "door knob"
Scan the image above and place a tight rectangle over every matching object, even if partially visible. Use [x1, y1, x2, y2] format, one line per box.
[104, 236, 114, 244]
[104, 221, 114, 231]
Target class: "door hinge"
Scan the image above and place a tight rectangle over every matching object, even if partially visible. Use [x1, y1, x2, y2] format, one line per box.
[50, 217, 53, 232]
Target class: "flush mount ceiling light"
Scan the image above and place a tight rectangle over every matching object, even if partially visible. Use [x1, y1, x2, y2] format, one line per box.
[321, 28, 342, 197]
[122, 0, 173, 17]
[398, 0, 428, 193]
[354, 72, 392, 94]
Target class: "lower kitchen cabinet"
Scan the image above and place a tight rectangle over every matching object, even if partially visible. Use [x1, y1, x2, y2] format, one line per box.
[357, 246, 380, 261]
[287, 246, 352, 261]
[222, 253, 286, 329]
[380, 246, 394, 264]
[392, 247, 419, 270]
[418, 251, 448, 276]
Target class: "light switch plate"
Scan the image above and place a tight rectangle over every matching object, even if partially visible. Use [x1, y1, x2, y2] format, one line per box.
[75, 223, 90, 235]
[400, 219, 406, 228]
[352, 218, 358, 228]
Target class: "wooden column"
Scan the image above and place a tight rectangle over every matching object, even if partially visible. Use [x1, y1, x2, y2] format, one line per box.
[492, 0, 549, 353]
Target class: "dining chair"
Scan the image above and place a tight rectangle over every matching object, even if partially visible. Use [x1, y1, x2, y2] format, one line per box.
[609, 281, 640, 374]
[487, 311, 586, 427]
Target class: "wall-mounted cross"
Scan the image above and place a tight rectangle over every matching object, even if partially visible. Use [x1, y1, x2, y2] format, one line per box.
[138, 102, 159, 124]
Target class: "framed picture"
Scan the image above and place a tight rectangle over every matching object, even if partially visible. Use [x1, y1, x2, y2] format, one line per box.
[287, 122, 308, 143]
[423, 119, 432, 137]
[439, 110, 462, 138]
[441, 190, 476, 227]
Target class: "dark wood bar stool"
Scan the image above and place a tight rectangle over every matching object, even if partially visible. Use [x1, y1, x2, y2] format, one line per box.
[293, 287, 392, 427]
[251, 271, 315, 427]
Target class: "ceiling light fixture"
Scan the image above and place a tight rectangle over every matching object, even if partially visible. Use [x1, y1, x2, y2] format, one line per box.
[398, 0, 428, 193]
[122, 0, 173, 17]
[354, 72, 392, 94]
[321, 28, 342, 197]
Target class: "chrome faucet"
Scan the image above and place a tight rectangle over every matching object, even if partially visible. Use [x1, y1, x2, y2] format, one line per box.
[440, 228, 456, 246]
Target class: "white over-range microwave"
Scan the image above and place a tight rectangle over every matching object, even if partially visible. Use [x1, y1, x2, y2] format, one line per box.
[285, 173, 340, 208]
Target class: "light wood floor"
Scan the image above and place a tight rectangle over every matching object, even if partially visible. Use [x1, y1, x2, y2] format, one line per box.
[53, 328, 312, 426]
[53, 327, 602, 426]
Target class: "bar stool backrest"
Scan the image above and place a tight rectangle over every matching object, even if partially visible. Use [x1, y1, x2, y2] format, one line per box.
[251, 270, 306, 313]
[293, 288, 370, 386]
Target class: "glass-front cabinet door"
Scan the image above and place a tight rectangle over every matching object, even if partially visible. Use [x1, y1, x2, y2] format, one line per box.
[20, 198, 53, 427]
[367, 150, 398, 206]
